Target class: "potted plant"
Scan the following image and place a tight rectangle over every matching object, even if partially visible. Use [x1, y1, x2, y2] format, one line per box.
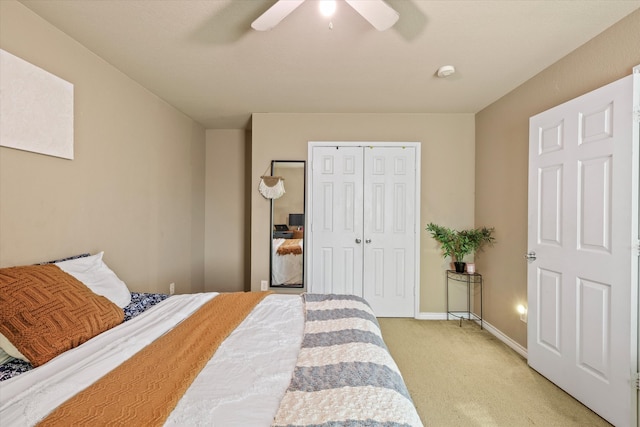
[425, 223, 495, 273]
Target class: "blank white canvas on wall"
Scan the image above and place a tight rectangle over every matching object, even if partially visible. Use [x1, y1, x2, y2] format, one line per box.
[0, 49, 74, 160]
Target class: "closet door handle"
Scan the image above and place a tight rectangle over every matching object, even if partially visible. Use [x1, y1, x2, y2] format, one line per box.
[355, 238, 362, 244]
[365, 239, 372, 244]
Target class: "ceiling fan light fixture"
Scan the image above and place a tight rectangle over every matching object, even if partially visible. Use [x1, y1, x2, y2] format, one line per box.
[319, 0, 337, 17]
[251, 0, 398, 32]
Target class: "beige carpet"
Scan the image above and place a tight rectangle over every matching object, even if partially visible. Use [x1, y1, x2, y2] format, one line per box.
[379, 318, 612, 427]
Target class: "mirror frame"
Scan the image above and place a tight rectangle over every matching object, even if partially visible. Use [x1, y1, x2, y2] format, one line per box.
[269, 160, 306, 288]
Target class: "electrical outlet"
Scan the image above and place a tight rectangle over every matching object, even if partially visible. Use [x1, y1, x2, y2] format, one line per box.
[520, 311, 527, 323]
[517, 304, 527, 323]
[169, 282, 175, 295]
[260, 280, 268, 291]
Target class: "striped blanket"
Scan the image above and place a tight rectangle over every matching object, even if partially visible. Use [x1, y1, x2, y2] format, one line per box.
[272, 294, 423, 427]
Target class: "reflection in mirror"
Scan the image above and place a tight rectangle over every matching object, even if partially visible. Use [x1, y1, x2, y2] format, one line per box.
[270, 160, 305, 288]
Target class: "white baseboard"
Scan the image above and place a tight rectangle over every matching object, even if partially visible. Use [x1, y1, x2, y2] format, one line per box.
[416, 312, 528, 359]
[481, 319, 528, 359]
[414, 312, 447, 320]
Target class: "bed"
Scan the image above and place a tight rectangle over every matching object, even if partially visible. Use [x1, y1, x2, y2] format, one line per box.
[0, 252, 423, 426]
[271, 237, 304, 286]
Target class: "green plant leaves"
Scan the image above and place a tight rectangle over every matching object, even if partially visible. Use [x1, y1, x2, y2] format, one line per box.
[425, 223, 495, 262]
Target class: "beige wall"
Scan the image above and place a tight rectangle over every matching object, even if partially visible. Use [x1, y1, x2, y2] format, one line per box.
[0, 1, 206, 294]
[205, 129, 249, 292]
[475, 9, 640, 348]
[250, 113, 476, 310]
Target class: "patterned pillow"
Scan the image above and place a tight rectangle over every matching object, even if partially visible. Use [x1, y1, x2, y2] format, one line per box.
[39, 253, 91, 264]
[0, 264, 124, 367]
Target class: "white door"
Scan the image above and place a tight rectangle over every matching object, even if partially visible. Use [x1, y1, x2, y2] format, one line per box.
[310, 146, 364, 296]
[527, 74, 638, 427]
[363, 147, 416, 317]
[309, 144, 418, 317]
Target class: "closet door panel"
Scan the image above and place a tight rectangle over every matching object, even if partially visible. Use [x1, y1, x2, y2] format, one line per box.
[363, 147, 416, 317]
[310, 146, 364, 295]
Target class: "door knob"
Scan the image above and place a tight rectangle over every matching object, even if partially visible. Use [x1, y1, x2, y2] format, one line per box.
[365, 239, 372, 244]
[524, 251, 537, 261]
[355, 238, 362, 244]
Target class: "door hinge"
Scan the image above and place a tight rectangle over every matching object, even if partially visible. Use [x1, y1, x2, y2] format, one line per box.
[634, 372, 640, 390]
[634, 240, 640, 257]
[634, 108, 640, 123]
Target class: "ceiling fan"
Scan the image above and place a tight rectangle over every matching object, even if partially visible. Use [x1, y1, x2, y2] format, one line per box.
[251, 0, 399, 31]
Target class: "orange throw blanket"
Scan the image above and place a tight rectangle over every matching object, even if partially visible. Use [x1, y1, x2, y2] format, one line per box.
[38, 291, 271, 427]
[277, 238, 302, 255]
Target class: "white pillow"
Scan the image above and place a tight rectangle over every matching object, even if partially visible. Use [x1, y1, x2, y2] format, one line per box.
[0, 334, 27, 362]
[0, 346, 17, 364]
[55, 251, 131, 308]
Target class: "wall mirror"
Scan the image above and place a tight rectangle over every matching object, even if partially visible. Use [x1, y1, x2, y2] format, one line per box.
[270, 160, 305, 288]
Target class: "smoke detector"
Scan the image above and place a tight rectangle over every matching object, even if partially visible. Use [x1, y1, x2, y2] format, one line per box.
[437, 65, 456, 78]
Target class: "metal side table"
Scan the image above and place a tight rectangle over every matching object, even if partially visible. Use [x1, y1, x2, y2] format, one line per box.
[446, 270, 483, 329]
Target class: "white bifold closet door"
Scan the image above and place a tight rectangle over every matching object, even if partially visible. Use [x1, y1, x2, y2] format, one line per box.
[309, 144, 417, 317]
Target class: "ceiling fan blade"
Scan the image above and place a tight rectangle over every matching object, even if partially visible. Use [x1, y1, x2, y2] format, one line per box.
[344, 0, 399, 31]
[251, 0, 306, 31]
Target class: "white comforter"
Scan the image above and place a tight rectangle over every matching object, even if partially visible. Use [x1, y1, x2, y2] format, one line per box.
[0, 293, 304, 426]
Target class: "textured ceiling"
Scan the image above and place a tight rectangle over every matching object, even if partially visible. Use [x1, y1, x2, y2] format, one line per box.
[19, 0, 640, 129]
